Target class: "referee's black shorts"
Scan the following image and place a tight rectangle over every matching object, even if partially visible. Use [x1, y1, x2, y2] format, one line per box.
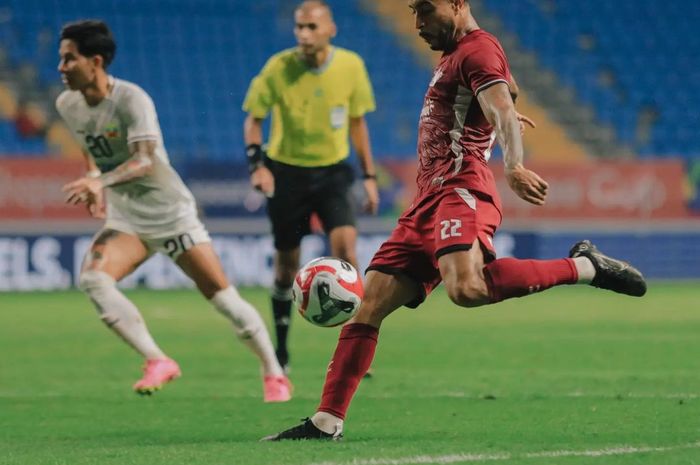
[265, 158, 356, 251]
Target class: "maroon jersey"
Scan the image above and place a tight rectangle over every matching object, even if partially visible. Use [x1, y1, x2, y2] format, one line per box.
[416, 29, 511, 197]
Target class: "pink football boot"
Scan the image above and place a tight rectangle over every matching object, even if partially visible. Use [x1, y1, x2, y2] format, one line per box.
[133, 358, 181, 395]
[263, 375, 293, 403]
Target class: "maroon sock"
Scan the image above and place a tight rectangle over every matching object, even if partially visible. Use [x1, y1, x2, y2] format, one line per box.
[317, 323, 379, 420]
[483, 258, 578, 303]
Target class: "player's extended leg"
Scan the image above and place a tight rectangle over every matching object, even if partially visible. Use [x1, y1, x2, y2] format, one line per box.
[77, 229, 180, 394]
[438, 238, 646, 308]
[175, 243, 291, 402]
[435, 186, 645, 307]
[270, 247, 301, 372]
[262, 270, 418, 440]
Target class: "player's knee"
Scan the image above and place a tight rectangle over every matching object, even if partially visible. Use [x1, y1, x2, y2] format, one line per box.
[445, 279, 489, 308]
[78, 271, 125, 323]
[78, 270, 115, 294]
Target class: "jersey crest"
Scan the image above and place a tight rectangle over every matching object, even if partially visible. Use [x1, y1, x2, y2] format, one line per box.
[104, 121, 121, 139]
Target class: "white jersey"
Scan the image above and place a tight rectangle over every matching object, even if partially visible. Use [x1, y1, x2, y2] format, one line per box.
[56, 76, 201, 239]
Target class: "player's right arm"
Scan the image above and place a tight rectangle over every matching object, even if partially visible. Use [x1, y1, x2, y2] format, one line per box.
[477, 83, 548, 205]
[242, 56, 279, 197]
[80, 149, 105, 218]
[243, 115, 274, 197]
[81, 149, 101, 178]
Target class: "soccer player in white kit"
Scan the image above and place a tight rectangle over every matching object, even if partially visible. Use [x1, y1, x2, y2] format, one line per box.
[56, 20, 292, 401]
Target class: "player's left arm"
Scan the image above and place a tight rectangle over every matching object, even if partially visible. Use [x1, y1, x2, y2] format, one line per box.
[477, 83, 548, 205]
[63, 140, 156, 206]
[349, 116, 379, 214]
[64, 87, 159, 207]
[100, 139, 156, 187]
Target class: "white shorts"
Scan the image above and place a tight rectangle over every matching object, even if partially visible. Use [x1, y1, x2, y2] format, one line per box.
[104, 216, 211, 261]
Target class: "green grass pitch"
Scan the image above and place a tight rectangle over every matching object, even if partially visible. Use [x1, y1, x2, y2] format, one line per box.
[1, 283, 699, 465]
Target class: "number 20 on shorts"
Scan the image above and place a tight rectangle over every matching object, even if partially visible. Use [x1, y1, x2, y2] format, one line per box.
[163, 233, 195, 258]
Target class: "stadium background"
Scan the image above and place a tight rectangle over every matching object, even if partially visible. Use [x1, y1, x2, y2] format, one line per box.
[0, 0, 699, 290]
[2, 3, 700, 465]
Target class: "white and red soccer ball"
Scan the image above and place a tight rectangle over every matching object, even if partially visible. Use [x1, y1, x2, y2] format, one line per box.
[292, 257, 364, 327]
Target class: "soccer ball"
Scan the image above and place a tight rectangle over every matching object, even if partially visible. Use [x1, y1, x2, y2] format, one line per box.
[292, 257, 363, 327]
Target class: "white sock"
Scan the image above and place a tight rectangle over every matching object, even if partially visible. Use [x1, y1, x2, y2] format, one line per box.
[210, 286, 284, 377]
[574, 256, 596, 284]
[79, 270, 167, 360]
[312, 411, 344, 435]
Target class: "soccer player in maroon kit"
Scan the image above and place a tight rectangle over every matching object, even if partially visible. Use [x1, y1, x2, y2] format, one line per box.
[263, 0, 647, 440]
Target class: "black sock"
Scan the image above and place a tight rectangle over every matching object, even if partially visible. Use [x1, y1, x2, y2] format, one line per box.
[272, 295, 292, 366]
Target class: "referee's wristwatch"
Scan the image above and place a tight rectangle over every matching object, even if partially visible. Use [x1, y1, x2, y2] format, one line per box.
[246, 143, 266, 174]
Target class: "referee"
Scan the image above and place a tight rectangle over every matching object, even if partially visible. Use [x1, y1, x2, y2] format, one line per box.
[242, 0, 379, 372]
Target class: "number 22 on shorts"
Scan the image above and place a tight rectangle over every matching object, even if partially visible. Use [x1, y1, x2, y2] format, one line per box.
[440, 219, 462, 240]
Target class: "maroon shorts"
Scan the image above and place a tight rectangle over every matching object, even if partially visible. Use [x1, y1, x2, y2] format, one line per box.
[367, 182, 502, 308]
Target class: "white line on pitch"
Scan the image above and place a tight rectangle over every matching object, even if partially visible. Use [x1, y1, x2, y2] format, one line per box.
[307, 441, 700, 465]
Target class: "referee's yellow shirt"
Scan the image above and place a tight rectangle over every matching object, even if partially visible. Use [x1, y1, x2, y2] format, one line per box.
[243, 47, 376, 167]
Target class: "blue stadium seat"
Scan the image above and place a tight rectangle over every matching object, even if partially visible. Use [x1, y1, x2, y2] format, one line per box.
[482, 0, 700, 159]
[0, 121, 48, 155]
[4, 0, 432, 163]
